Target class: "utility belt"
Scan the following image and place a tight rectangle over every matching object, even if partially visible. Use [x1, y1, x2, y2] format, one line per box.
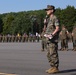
[46, 37, 58, 45]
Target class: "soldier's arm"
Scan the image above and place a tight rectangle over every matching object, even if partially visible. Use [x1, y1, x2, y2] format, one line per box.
[66, 29, 69, 34]
[52, 17, 60, 36]
[72, 33, 73, 37]
[59, 31, 62, 35]
[43, 18, 47, 31]
[52, 25, 59, 36]
[72, 31, 74, 36]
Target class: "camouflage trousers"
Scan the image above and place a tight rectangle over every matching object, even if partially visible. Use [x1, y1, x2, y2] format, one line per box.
[47, 42, 59, 68]
[41, 40, 47, 50]
[73, 40, 76, 50]
[61, 39, 68, 49]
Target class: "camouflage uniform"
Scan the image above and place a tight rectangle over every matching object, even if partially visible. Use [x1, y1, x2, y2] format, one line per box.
[60, 26, 68, 51]
[32, 35, 36, 42]
[5, 35, 8, 42]
[28, 34, 32, 42]
[25, 34, 28, 42]
[2, 35, 5, 42]
[11, 34, 15, 42]
[41, 30, 47, 51]
[68, 32, 72, 42]
[7, 34, 11, 42]
[72, 26, 76, 51]
[22, 35, 25, 42]
[0, 34, 2, 42]
[45, 15, 59, 69]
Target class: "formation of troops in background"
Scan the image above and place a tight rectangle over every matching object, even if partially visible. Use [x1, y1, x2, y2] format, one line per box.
[41, 25, 76, 51]
[0, 33, 40, 43]
[0, 25, 76, 51]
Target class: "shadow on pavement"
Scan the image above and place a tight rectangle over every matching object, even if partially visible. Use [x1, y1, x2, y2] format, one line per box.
[58, 69, 76, 74]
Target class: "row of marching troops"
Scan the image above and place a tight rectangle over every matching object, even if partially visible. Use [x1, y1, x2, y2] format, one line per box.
[41, 25, 76, 51]
[0, 33, 40, 43]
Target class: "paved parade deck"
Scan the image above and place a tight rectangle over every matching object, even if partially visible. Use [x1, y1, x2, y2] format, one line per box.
[0, 42, 76, 75]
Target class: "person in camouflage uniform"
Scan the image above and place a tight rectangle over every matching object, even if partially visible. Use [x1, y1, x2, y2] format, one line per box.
[72, 25, 76, 51]
[28, 33, 32, 42]
[5, 35, 8, 42]
[11, 34, 15, 42]
[43, 5, 60, 74]
[2, 35, 5, 42]
[59, 25, 69, 51]
[41, 28, 47, 51]
[25, 34, 29, 42]
[22, 33, 26, 42]
[32, 34, 36, 42]
[0, 34, 2, 42]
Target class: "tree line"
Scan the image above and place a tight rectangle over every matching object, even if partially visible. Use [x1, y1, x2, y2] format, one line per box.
[0, 5, 76, 35]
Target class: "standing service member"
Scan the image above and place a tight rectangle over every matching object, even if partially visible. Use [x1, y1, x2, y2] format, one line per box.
[44, 5, 60, 74]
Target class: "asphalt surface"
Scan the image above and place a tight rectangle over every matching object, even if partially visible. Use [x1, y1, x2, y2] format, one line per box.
[0, 42, 76, 75]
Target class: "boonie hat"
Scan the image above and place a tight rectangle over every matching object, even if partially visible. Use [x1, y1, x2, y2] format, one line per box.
[44, 5, 55, 10]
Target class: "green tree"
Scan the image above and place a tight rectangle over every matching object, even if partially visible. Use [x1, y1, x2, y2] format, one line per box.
[3, 13, 15, 34]
[11, 12, 31, 35]
[60, 6, 76, 31]
[0, 17, 3, 33]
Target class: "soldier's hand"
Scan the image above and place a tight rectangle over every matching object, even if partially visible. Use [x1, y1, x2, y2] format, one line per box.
[48, 34, 53, 39]
[44, 34, 53, 39]
[44, 34, 48, 38]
